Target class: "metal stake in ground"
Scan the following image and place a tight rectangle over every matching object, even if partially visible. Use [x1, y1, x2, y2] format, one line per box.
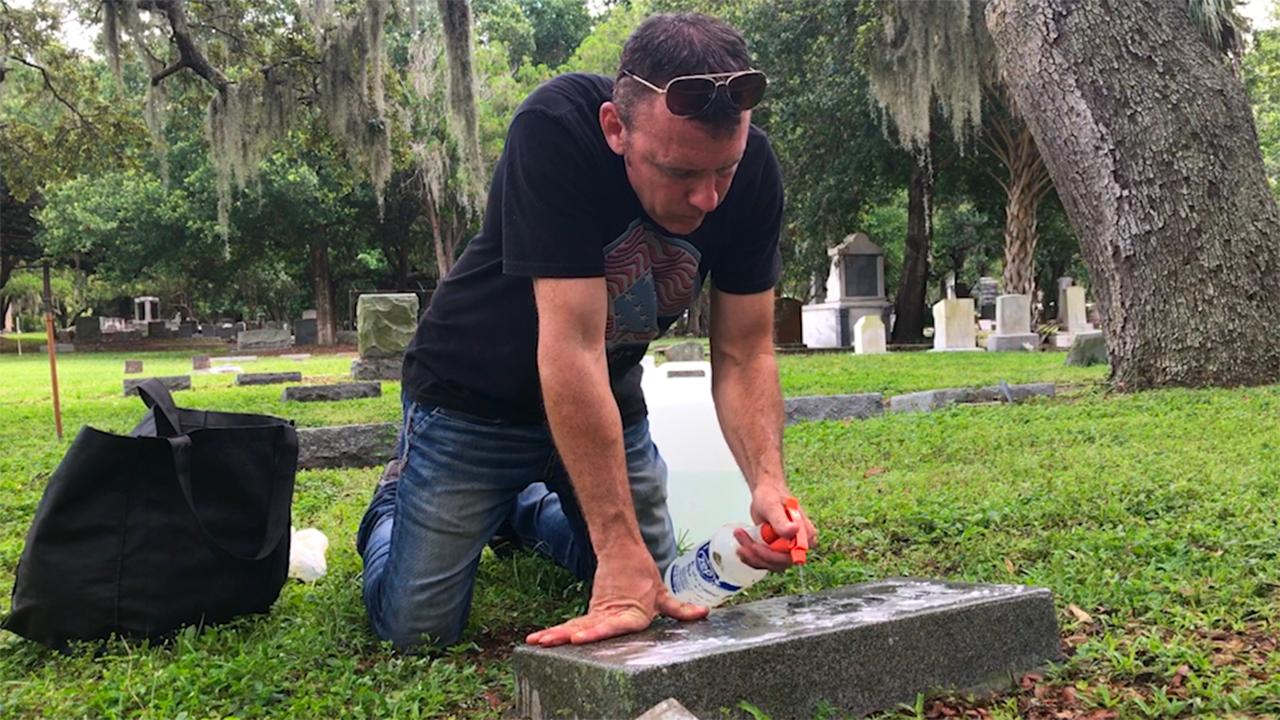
[42, 263, 63, 440]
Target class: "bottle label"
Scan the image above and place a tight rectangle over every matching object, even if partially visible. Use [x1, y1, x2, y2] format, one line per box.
[665, 540, 741, 606]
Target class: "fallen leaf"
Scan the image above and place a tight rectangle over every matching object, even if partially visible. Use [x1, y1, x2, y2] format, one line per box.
[1083, 712, 1118, 720]
[1019, 672, 1043, 690]
[863, 466, 887, 478]
[1068, 604, 1094, 625]
[1004, 557, 1016, 574]
[1171, 664, 1191, 688]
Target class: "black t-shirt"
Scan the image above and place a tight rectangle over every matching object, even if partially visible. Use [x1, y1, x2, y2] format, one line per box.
[402, 73, 783, 425]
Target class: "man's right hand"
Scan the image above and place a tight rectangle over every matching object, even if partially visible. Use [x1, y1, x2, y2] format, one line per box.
[525, 550, 708, 647]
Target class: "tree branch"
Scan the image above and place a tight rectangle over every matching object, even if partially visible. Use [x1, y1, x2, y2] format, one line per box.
[7, 56, 96, 131]
[136, 0, 228, 93]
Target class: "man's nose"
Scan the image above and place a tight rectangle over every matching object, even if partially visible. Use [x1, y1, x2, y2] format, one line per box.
[688, 176, 719, 213]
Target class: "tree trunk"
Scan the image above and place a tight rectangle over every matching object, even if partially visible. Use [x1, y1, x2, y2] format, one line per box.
[310, 241, 335, 346]
[984, 114, 1053, 298]
[891, 154, 933, 343]
[987, 0, 1280, 388]
[425, 201, 455, 282]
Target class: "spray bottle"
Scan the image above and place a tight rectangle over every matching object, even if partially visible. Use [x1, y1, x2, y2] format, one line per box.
[663, 497, 810, 608]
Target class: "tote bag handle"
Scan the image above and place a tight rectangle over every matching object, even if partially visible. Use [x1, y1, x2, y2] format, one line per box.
[165, 430, 295, 563]
[135, 379, 183, 437]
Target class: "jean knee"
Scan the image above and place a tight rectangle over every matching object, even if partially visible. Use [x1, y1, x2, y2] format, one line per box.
[380, 612, 465, 651]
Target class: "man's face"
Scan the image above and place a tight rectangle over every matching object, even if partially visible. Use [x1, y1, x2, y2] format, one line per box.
[601, 96, 750, 236]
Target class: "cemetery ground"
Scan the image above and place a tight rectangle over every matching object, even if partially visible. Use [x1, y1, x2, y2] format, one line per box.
[1, 350, 1277, 719]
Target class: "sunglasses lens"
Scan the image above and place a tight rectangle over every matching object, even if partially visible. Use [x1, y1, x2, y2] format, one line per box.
[727, 73, 767, 110]
[664, 77, 716, 116]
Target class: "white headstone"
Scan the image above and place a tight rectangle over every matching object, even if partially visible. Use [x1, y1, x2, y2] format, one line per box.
[995, 294, 1032, 335]
[931, 298, 979, 351]
[1064, 286, 1090, 334]
[853, 315, 886, 355]
[985, 294, 1040, 352]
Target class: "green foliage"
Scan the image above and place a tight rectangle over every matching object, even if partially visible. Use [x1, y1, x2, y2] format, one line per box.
[559, 0, 650, 75]
[3, 350, 1280, 716]
[1245, 25, 1280, 193]
[519, 0, 594, 68]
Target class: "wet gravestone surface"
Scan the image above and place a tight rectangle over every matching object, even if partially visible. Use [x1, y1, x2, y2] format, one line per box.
[513, 578, 1059, 720]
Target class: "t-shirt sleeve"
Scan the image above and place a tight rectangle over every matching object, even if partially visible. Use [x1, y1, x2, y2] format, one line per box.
[711, 136, 784, 294]
[500, 109, 607, 278]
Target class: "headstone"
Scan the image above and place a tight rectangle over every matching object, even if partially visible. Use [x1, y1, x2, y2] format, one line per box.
[147, 320, 169, 339]
[773, 297, 803, 346]
[178, 321, 197, 338]
[235, 371, 303, 386]
[124, 360, 144, 374]
[662, 341, 704, 362]
[783, 393, 884, 425]
[123, 376, 191, 396]
[1052, 285, 1095, 348]
[74, 316, 102, 343]
[283, 381, 382, 402]
[294, 318, 318, 346]
[217, 323, 238, 339]
[888, 383, 1056, 413]
[976, 277, 1000, 320]
[302, 309, 318, 320]
[236, 327, 292, 352]
[234, 321, 247, 334]
[802, 233, 892, 349]
[985, 294, 1040, 352]
[192, 355, 211, 371]
[931, 298, 980, 351]
[1055, 277, 1074, 326]
[56, 328, 74, 343]
[357, 293, 420, 359]
[351, 357, 403, 381]
[296, 423, 398, 469]
[513, 579, 1059, 720]
[1065, 330, 1108, 367]
[853, 314, 886, 355]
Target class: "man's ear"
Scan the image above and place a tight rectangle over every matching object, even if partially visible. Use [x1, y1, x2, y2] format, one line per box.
[599, 101, 627, 156]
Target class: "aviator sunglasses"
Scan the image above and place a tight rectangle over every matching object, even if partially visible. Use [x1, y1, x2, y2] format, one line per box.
[621, 69, 768, 117]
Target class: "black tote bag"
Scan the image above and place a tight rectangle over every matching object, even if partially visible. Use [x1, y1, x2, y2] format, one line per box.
[3, 379, 297, 648]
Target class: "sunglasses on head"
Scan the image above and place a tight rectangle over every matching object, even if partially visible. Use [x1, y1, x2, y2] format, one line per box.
[621, 69, 768, 117]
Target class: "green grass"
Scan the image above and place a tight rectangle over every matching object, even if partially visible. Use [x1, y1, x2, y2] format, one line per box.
[2, 349, 1276, 718]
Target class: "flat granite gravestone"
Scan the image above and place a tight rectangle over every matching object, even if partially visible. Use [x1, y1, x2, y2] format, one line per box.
[888, 383, 1056, 414]
[1065, 330, 1108, 367]
[237, 328, 292, 352]
[236, 371, 303, 386]
[352, 357, 403, 381]
[513, 579, 1059, 720]
[192, 355, 211, 371]
[124, 360, 144, 374]
[783, 393, 884, 425]
[296, 423, 398, 469]
[283, 382, 381, 403]
[123, 376, 191, 396]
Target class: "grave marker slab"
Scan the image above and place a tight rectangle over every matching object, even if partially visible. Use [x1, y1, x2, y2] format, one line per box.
[985, 294, 1040, 352]
[783, 393, 884, 424]
[662, 342, 705, 362]
[236, 371, 303, 386]
[514, 578, 1059, 720]
[351, 357, 402, 381]
[75, 316, 102, 343]
[192, 355, 211, 371]
[237, 328, 292, 352]
[296, 423, 398, 469]
[1065, 330, 1108, 367]
[124, 360, 144, 374]
[124, 376, 191, 396]
[931, 298, 980, 351]
[283, 382, 381, 402]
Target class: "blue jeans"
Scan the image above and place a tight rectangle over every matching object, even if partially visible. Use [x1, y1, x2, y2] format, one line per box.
[356, 398, 677, 650]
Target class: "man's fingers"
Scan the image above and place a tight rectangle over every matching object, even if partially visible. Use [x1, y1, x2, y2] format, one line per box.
[658, 593, 709, 622]
[568, 610, 652, 645]
[733, 527, 794, 571]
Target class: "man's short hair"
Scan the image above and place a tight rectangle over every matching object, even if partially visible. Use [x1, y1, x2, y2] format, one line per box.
[614, 13, 755, 134]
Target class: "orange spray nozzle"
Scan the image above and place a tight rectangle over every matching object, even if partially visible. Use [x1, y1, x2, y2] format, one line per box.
[759, 497, 809, 565]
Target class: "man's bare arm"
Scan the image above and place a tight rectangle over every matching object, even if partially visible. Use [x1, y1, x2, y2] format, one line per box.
[525, 277, 706, 647]
[709, 288, 818, 570]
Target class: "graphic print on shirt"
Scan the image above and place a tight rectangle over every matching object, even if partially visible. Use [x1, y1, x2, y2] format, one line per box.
[603, 220, 702, 347]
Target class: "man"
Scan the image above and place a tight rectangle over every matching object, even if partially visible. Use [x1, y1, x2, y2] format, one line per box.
[356, 12, 817, 651]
